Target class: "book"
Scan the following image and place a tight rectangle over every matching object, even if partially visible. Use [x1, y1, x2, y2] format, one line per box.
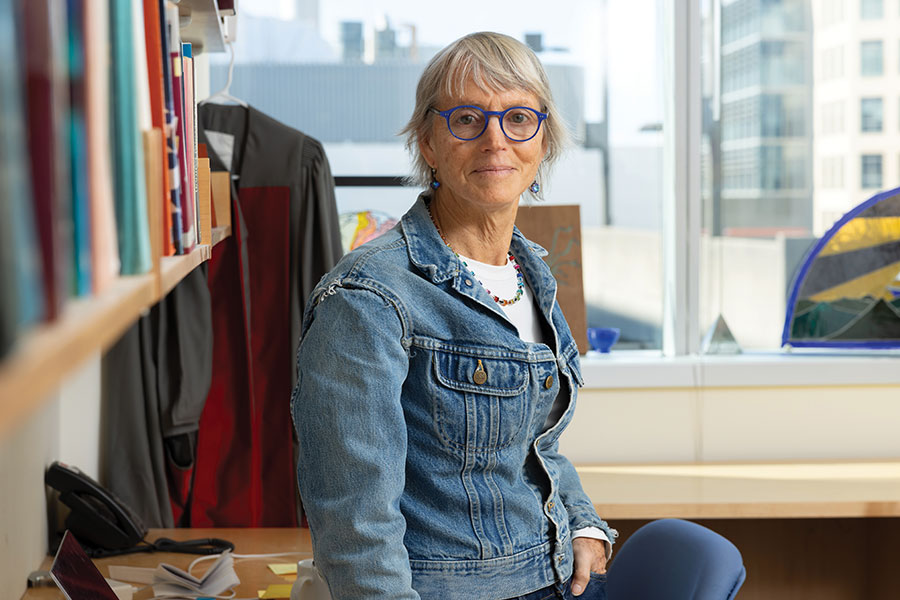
[22, 0, 73, 320]
[166, 4, 195, 252]
[0, 0, 45, 355]
[66, 0, 92, 297]
[143, 0, 173, 256]
[110, 0, 151, 274]
[107, 550, 240, 597]
[197, 157, 211, 244]
[182, 45, 199, 247]
[84, 0, 120, 293]
[143, 129, 164, 269]
[158, 0, 183, 254]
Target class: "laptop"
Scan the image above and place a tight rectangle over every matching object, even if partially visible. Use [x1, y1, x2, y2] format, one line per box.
[49, 530, 120, 600]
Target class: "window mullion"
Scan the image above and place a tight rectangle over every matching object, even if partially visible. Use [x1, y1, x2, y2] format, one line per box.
[663, 0, 702, 357]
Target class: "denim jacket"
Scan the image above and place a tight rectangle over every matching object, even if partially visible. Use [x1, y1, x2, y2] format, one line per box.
[291, 194, 616, 600]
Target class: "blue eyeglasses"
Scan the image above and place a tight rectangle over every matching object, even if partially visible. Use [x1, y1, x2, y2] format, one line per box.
[429, 105, 548, 142]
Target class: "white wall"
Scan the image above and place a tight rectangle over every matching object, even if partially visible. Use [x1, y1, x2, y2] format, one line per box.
[0, 356, 101, 600]
[561, 383, 900, 464]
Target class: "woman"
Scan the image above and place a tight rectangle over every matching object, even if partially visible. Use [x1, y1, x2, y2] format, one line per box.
[291, 32, 616, 600]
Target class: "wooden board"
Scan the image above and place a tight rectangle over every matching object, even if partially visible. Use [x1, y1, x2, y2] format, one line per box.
[516, 205, 588, 353]
[579, 461, 900, 519]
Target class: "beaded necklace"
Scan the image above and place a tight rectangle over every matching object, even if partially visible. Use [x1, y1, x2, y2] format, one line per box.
[426, 202, 525, 306]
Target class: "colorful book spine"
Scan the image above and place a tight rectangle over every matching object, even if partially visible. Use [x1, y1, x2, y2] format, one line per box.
[143, 0, 173, 256]
[110, 0, 151, 274]
[85, 0, 120, 292]
[159, 0, 183, 254]
[0, 0, 44, 354]
[22, 0, 73, 320]
[182, 42, 199, 247]
[166, 4, 195, 252]
[67, 0, 92, 297]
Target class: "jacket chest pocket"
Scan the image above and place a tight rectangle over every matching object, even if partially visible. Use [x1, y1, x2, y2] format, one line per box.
[430, 350, 530, 453]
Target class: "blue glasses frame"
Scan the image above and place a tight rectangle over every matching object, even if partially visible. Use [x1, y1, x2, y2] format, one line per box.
[429, 105, 548, 142]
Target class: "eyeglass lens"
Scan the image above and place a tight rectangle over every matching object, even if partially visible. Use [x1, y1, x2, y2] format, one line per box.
[447, 107, 541, 141]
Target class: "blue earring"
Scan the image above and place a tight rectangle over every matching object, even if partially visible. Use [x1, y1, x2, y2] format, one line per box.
[529, 181, 540, 194]
[431, 168, 441, 190]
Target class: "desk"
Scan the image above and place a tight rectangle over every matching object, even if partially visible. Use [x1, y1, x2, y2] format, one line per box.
[578, 461, 900, 600]
[21, 463, 900, 600]
[21, 528, 313, 599]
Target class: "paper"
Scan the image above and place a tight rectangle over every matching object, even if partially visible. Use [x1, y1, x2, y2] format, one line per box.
[267, 563, 297, 576]
[259, 583, 293, 598]
[151, 551, 240, 597]
[107, 565, 155, 585]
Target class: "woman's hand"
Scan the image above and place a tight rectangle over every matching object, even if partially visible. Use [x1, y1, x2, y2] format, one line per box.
[571, 537, 609, 596]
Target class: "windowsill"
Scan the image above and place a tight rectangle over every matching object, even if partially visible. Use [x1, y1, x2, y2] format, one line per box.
[581, 349, 900, 389]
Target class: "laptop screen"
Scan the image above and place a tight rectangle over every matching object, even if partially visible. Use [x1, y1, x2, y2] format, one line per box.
[50, 530, 120, 600]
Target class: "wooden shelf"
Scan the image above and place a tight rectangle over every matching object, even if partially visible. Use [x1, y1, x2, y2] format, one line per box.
[160, 242, 211, 297]
[177, 0, 226, 53]
[0, 227, 230, 437]
[578, 461, 900, 520]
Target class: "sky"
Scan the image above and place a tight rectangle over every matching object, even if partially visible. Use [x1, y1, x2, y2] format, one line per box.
[242, 0, 664, 144]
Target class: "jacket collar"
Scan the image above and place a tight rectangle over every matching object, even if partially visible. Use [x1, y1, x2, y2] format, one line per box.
[401, 193, 548, 284]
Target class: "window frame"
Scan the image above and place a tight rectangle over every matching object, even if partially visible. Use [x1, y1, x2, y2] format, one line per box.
[860, 39, 884, 77]
[661, 0, 702, 357]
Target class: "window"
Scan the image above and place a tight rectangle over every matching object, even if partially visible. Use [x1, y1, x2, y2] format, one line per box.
[861, 97, 883, 132]
[211, 0, 666, 350]
[861, 154, 883, 188]
[860, 40, 883, 76]
[703, 0, 813, 350]
[822, 0, 845, 26]
[821, 156, 844, 188]
[821, 100, 845, 135]
[860, 0, 883, 19]
[821, 45, 844, 80]
[215, 0, 900, 355]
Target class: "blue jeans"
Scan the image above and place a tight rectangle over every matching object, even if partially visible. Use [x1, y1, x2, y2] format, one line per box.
[506, 573, 608, 600]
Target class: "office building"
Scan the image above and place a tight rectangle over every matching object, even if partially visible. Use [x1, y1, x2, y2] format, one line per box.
[812, 0, 900, 235]
[716, 0, 813, 236]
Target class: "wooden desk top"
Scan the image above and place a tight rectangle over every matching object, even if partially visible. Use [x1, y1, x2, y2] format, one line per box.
[578, 461, 900, 520]
[21, 528, 313, 599]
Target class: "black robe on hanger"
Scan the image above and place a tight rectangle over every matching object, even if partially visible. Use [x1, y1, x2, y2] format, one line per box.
[190, 104, 342, 526]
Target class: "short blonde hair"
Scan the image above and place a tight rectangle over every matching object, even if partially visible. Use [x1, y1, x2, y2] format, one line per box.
[400, 31, 569, 196]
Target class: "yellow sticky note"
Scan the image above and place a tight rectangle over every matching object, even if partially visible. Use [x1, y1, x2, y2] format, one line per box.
[259, 583, 293, 599]
[268, 563, 298, 576]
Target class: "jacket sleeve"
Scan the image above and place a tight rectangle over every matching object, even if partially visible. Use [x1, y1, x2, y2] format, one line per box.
[291, 282, 420, 600]
[545, 434, 618, 549]
[545, 346, 618, 548]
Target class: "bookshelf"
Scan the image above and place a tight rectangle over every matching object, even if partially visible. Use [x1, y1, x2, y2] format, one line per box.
[0, 227, 230, 437]
[0, 0, 234, 439]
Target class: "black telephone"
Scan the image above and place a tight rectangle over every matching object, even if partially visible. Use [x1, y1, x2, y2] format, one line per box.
[45, 461, 147, 553]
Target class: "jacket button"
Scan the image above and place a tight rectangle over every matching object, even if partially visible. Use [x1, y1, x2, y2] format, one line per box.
[464, 279, 473, 286]
[473, 359, 487, 385]
[547, 501, 554, 510]
[544, 375, 554, 389]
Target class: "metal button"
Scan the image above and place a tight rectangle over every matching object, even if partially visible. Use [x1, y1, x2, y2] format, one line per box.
[547, 501, 555, 510]
[464, 279, 473, 286]
[556, 555, 563, 562]
[473, 359, 487, 385]
[544, 375, 554, 389]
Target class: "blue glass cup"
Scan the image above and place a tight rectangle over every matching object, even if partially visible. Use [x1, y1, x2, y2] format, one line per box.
[587, 327, 620, 353]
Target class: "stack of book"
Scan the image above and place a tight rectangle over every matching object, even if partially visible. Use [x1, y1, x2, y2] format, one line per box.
[0, 0, 216, 359]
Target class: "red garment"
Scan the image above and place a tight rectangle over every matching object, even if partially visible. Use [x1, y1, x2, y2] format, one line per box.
[189, 105, 342, 527]
[191, 188, 295, 526]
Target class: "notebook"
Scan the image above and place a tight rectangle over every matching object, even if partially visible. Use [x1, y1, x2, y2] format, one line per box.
[50, 530, 120, 600]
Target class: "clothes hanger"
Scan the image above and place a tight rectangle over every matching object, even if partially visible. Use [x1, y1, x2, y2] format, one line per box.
[200, 40, 248, 107]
